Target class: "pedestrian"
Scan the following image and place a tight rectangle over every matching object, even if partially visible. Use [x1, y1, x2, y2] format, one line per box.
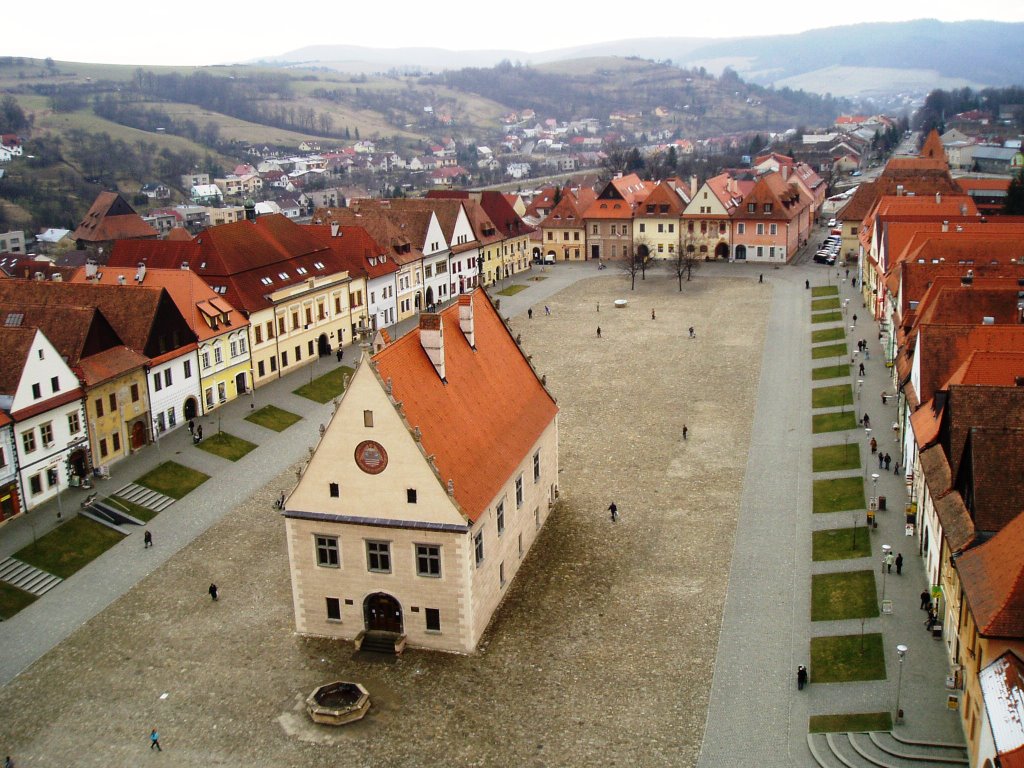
[884, 453, 891, 470]
[885, 551, 895, 573]
[528, 307, 533, 320]
[852, 277, 858, 288]
[150, 729, 162, 751]
[682, 424, 688, 440]
[187, 418, 195, 435]
[859, 362, 865, 376]
[144, 530, 153, 549]
[881, 392, 887, 405]
[544, 305, 550, 316]
[278, 491, 285, 509]
[870, 437, 877, 454]
[845, 268, 849, 278]
[878, 452, 884, 468]
[797, 665, 808, 690]
[5, 756, 14, 768]
[895, 553, 903, 575]
[920, 590, 930, 610]
[688, 326, 695, 338]
[805, 279, 810, 290]
[759, 273, 763, 283]
[336, 346, 343, 362]
[926, 607, 937, 630]
[853, 313, 858, 326]
[608, 502, 618, 523]
[597, 302, 600, 312]
[863, 413, 871, 428]
[894, 460, 900, 475]
[197, 425, 203, 441]
[651, 309, 656, 320]
[596, 326, 601, 338]
[209, 583, 218, 601]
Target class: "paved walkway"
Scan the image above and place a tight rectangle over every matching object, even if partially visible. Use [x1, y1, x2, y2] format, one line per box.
[698, 258, 964, 767]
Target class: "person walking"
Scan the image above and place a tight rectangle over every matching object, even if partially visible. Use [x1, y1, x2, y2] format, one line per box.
[894, 460, 900, 475]
[859, 362, 865, 376]
[870, 437, 878, 454]
[608, 502, 618, 523]
[196, 425, 203, 441]
[688, 326, 695, 338]
[920, 590, 931, 610]
[336, 346, 343, 362]
[878, 452, 884, 468]
[143, 530, 153, 549]
[682, 425, 688, 440]
[759, 273, 763, 283]
[544, 305, 550, 316]
[895, 553, 904, 575]
[885, 551, 895, 573]
[528, 307, 533, 320]
[805, 279, 810, 290]
[651, 309, 656, 320]
[149, 729, 162, 751]
[863, 413, 871, 428]
[884, 453, 892, 470]
[596, 326, 601, 338]
[209, 583, 218, 601]
[797, 665, 808, 690]
[852, 313, 858, 326]
[187, 419, 195, 435]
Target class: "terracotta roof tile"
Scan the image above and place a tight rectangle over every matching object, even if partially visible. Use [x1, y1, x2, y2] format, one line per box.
[75, 345, 148, 387]
[71, 191, 158, 243]
[957, 426, 1024, 535]
[0, 326, 36, 396]
[372, 290, 557, 521]
[957, 505, 1024, 636]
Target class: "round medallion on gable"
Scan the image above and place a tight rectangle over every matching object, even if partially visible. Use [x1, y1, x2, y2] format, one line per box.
[354, 440, 388, 475]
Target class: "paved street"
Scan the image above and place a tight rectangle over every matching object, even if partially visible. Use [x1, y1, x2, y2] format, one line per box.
[0, 255, 965, 766]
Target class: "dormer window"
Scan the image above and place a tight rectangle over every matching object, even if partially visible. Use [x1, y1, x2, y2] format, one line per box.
[296, 267, 308, 275]
[313, 261, 325, 270]
[260, 277, 273, 286]
[747, 203, 756, 212]
[763, 203, 773, 213]
[278, 272, 289, 280]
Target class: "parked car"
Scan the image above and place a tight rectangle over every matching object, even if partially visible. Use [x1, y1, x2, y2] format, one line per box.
[827, 218, 837, 227]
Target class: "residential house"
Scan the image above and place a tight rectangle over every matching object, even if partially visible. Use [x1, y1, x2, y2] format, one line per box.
[71, 193, 158, 256]
[681, 174, 748, 261]
[181, 172, 210, 188]
[0, 411, 18, 522]
[109, 215, 365, 388]
[581, 174, 652, 261]
[0, 326, 88, 512]
[633, 182, 687, 260]
[0, 230, 25, 254]
[191, 184, 224, 206]
[283, 291, 560, 653]
[140, 183, 171, 200]
[537, 186, 597, 262]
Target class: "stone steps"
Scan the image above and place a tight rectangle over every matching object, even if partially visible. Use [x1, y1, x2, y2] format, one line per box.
[112, 483, 175, 513]
[0, 557, 62, 596]
[807, 732, 968, 768]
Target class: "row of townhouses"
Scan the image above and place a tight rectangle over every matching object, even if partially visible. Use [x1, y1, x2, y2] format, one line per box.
[841, 131, 1024, 767]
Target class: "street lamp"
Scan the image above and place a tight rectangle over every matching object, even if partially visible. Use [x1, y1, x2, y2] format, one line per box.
[864, 428, 873, 480]
[881, 542, 891, 604]
[895, 644, 908, 723]
[872, 473, 880, 510]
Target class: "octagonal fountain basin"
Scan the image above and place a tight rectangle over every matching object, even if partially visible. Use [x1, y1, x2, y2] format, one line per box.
[306, 681, 371, 726]
[614, 299, 628, 308]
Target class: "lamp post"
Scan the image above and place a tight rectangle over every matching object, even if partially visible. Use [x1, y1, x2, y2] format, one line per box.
[864, 428, 873, 480]
[857, 378, 864, 423]
[895, 644, 908, 723]
[872, 472, 880, 510]
[881, 541, 891, 603]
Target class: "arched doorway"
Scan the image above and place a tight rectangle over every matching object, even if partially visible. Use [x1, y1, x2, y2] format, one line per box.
[715, 242, 729, 260]
[183, 397, 198, 420]
[425, 286, 435, 309]
[235, 372, 248, 394]
[317, 333, 331, 356]
[414, 292, 422, 310]
[69, 448, 88, 478]
[532, 246, 541, 263]
[363, 592, 403, 633]
[131, 421, 147, 450]
[734, 245, 747, 260]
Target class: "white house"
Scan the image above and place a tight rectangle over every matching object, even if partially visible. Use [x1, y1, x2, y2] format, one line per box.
[0, 412, 21, 522]
[1, 328, 88, 512]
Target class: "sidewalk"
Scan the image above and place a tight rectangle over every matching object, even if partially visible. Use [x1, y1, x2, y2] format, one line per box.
[697, 262, 963, 768]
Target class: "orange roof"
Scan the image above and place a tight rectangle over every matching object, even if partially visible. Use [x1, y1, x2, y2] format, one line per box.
[581, 198, 633, 220]
[957, 500, 1024, 636]
[910, 283, 1023, 334]
[636, 182, 687, 217]
[372, 290, 557, 522]
[958, 177, 1012, 193]
[946, 351, 1024, 387]
[71, 192, 158, 243]
[920, 129, 945, 161]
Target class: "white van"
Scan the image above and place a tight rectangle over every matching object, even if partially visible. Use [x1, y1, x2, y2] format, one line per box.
[542, 251, 556, 265]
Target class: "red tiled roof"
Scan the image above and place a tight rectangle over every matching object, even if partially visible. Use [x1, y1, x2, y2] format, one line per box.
[71, 192, 158, 243]
[372, 290, 557, 522]
[306, 224, 399, 280]
[636, 182, 687, 217]
[957, 505, 1024, 637]
[75, 345, 148, 387]
[958, 426, 1024, 536]
[0, 326, 36, 396]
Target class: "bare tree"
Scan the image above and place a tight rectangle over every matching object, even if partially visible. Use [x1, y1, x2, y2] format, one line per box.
[667, 236, 702, 290]
[618, 244, 644, 290]
[634, 236, 654, 282]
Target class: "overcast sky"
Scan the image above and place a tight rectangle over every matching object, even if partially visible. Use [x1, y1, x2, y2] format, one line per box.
[7, 2, 1024, 66]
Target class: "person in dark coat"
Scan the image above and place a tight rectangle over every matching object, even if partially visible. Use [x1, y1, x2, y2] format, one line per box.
[608, 502, 618, 522]
[920, 590, 930, 610]
[209, 583, 218, 601]
[143, 530, 153, 549]
[895, 553, 904, 575]
[797, 665, 808, 690]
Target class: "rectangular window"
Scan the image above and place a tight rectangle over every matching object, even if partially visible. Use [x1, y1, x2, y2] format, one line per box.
[756, 223, 764, 235]
[112, 432, 121, 452]
[737, 223, 745, 235]
[407, 488, 417, 504]
[39, 422, 53, 447]
[269, 357, 277, 372]
[515, 475, 524, 508]
[474, 531, 484, 566]
[51, 376, 60, 393]
[153, 373, 162, 392]
[156, 412, 166, 432]
[99, 438, 108, 457]
[657, 223, 663, 233]
[769, 247, 776, 259]
[425, 608, 441, 632]
[367, 541, 392, 573]
[214, 347, 223, 364]
[363, 410, 374, 427]
[131, 384, 139, 402]
[747, 203, 755, 212]
[0, 447, 5, 468]
[769, 224, 777, 235]
[22, 430, 36, 454]
[109, 393, 117, 412]
[764, 203, 773, 213]
[205, 388, 214, 409]
[326, 597, 341, 621]
[307, 340, 314, 357]
[416, 544, 441, 577]
[518, 532, 523, 558]
[266, 321, 275, 339]
[305, 307, 313, 325]
[496, 501, 505, 535]
[201, 352, 210, 369]
[31, 383, 41, 399]
[255, 325, 263, 344]
[30, 473, 42, 495]
[217, 382, 226, 403]
[281, 351, 288, 367]
[316, 536, 340, 567]
[533, 451, 541, 482]
[500, 561, 506, 587]
[183, 360, 192, 378]
[329, 482, 339, 498]
[95, 397, 104, 417]
[164, 369, 172, 387]
[668, 224, 675, 233]
[258, 360, 266, 377]
[278, 317, 286, 336]
[67, 412, 80, 434]
[638, 223, 645, 233]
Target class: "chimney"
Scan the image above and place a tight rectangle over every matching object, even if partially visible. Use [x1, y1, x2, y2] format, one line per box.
[896, 185, 904, 196]
[419, 313, 446, 381]
[942, 221, 949, 232]
[85, 259, 98, 280]
[458, 294, 475, 347]
[690, 174, 698, 199]
[330, 222, 340, 238]
[935, 192, 942, 204]
[117, 274, 126, 285]
[960, 203, 968, 216]
[135, 262, 146, 283]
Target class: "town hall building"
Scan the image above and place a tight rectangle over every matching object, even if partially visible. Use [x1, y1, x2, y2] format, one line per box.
[283, 290, 559, 653]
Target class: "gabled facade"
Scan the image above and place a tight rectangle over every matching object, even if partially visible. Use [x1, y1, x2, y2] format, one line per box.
[633, 182, 686, 260]
[538, 186, 595, 262]
[682, 174, 749, 261]
[284, 291, 559, 653]
[581, 175, 651, 261]
[730, 172, 811, 263]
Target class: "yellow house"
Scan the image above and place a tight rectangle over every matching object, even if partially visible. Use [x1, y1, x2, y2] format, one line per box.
[284, 292, 560, 653]
[633, 181, 687, 260]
